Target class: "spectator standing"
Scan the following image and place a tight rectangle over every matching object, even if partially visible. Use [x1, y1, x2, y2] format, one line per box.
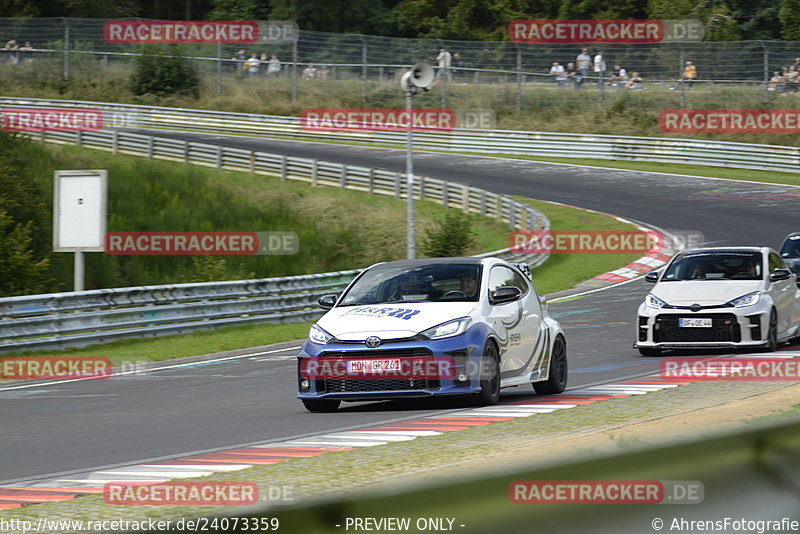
[20, 41, 33, 64]
[266, 55, 281, 77]
[576, 48, 591, 81]
[786, 65, 799, 91]
[317, 65, 330, 81]
[593, 51, 606, 87]
[302, 64, 317, 80]
[231, 48, 247, 73]
[549, 61, 566, 89]
[436, 48, 452, 81]
[4, 39, 19, 65]
[681, 60, 697, 88]
[610, 64, 628, 89]
[565, 62, 579, 89]
[243, 52, 260, 76]
[792, 57, 800, 72]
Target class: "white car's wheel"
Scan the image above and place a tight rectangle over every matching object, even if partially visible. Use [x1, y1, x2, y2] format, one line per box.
[474, 341, 500, 406]
[764, 311, 778, 352]
[533, 335, 567, 395]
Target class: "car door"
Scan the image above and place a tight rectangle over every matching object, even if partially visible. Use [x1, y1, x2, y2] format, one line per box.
[486, 265, 540, 376]
[768, 251, 795, 336]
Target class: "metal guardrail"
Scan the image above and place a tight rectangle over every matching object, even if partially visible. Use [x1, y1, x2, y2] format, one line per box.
[3, 97, 798, 173]
[0, 125, 548, 353]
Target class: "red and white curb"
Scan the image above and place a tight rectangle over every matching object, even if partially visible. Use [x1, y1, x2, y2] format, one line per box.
[9, 352, 797, 511]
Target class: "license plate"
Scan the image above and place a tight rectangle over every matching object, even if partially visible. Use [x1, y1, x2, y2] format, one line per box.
[679, 318, 712, 328]
[346, 359, 402, 374]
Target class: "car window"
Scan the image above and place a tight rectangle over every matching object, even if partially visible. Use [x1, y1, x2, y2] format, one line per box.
[780, 235, 800, 258]
[338, 263, 482, 305]
[487, 266, 529, 298]
[769, 252, 786, 272]
[661, 251, 762, 281]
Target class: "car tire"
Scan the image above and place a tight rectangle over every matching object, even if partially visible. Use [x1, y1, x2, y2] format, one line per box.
[533, 335, 567, 395]
[474, 340, 500, 406]
[764, 311, 778, 352]
[638, 347, 662, 357]
[301, 399, 341, 413]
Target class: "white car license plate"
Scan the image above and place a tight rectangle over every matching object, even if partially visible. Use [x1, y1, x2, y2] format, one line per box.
[347, 359, 402, 373]
[679, 318, 712, 328]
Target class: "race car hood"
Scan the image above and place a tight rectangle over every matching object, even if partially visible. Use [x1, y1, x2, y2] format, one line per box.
[651, 280, 763, 306]
[318, 302, 478, 341]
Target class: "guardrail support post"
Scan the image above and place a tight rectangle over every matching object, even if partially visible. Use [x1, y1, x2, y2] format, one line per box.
[340, 166, 347, 189]
[311, 159, 318, 186]
[462, 186, 470, 214]
[395, 173, 402, 199]
[495, 196, 502, 223]
[368, 168, 374, 194]
[216, 146, 223, 169]
[184, 141, 190, 164]
[480, 191, 486, 216]
[112, 131, 118, 154]
[280, 156, 287, 181]
[520, 208, 528, 230]
[418, 175, 425, 200]
[147, 137, 154, 159]
[76, 130, 83, 146]
[509, 206, 517, 230]
[442, 182, 448, 206]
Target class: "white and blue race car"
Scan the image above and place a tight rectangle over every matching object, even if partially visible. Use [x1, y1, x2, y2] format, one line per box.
[297, 257, 567, 412]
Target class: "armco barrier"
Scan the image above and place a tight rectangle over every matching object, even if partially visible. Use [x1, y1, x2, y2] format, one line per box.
[193, 416, 800, 534]
[3, 97, 800, 173]
[0, 127, 548, 353]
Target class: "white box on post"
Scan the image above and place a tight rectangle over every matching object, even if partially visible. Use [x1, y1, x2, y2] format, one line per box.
[54, 170, 108, 291]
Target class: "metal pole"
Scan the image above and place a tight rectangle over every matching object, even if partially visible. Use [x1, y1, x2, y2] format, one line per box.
[516, 48, 522, 114]
[216, 42, 222, 97]
[679, 47, 686, 108]
[763, 43, 770, 107]
[291, 40, 298, 103]
[74, 250, 84, 292]
[63, 18, 70, 79]
[406, 90, 415, 260]
[362, 38, 368, 101]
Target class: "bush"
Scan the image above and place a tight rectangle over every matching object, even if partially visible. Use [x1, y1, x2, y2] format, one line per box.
[421, 211, 477, 257]
[130, 45, 199, 97]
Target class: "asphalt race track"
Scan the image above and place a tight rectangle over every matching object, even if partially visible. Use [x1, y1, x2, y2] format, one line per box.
[1, 131, 797, 485]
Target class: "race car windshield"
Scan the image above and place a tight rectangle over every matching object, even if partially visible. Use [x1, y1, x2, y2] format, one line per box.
[661, 252, 763, 281]
[338, 263, 482, 305]
[779, 236, 800, 258]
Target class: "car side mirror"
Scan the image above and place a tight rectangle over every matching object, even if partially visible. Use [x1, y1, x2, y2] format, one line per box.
[645, 271, 659, 283]
[318, 294, 338, 310]
[770, 269, 792, 282]
[491, 286, 522, 305]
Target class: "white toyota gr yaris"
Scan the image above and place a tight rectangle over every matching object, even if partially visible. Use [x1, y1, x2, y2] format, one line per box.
[635, 247, 800, 356]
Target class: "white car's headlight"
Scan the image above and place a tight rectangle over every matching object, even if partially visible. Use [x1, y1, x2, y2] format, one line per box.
[420, 317, 471, 340]
[647, 294, 668, 309]
[729, 291, 760, 308]
[309, 324, 334, 345]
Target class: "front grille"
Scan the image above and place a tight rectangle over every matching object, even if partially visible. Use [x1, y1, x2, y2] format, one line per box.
[654, 314, 741, 343]
[317, 348, 440, 393]
[322, 378, 440, 393]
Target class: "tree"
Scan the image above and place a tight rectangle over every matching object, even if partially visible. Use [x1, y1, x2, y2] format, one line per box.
[395, 0, 530, 40]
[780, 0, 800, 40]
[130, 45, 200, 98]
[421, 211, 477, 257]
[206, 0, 266, 20]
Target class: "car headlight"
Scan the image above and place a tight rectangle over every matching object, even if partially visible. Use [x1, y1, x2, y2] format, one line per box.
[647, 294, 668, 309]
[420, 317, 471, 340]
[309, 324, 334, 345]
[729, 291, 760, 308]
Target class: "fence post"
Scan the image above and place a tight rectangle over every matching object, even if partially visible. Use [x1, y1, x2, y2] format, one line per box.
[495, 196, 502, 224]
[76, 130, 82, 146]
[250, 151, 256, 174]
[280, 156, 287, 180]
[112, 131, 118, 154]
[462, 186, 470, 214]
[509, 203, 516, 230]
[762, 42, 770, 107]
[368, 168, 374, 194]
[480, 191, 486, 216]
[442, 182, 449, 206]
[340, 165, 347, 189]
[147, 136, 154, 158]
[474, 70, 479, 86]
[418, 175, 425, 200]
[362, 37, 368, 101]
[62, 18, 70, 80]
[395, 172, 402, 199]
[516, 47, 522, 114]
[216, 42, 222, 97]
[216, 146, 223, 168]
[311, 159, 318, 186]
[184, 140, 190, 164]
[679, 47, 686, 108]
[291, 40, 298, 104]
